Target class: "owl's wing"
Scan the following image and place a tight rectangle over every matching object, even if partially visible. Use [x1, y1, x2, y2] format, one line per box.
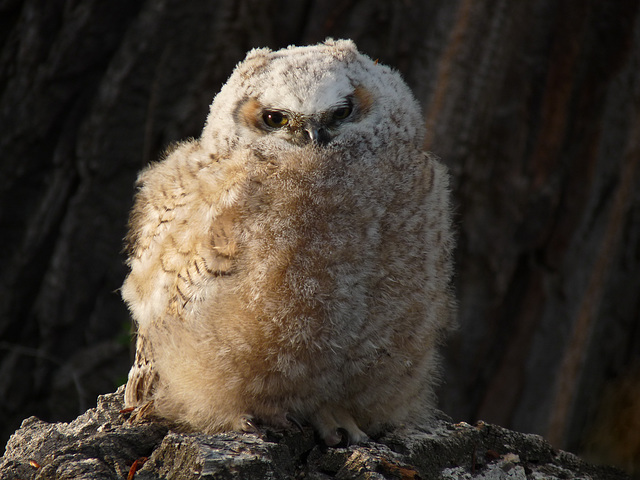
[124, 332, 157, 408]
[123, 143, 240, 408]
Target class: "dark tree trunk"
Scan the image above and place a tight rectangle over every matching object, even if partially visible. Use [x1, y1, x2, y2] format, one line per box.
[1, 0, 639, 472]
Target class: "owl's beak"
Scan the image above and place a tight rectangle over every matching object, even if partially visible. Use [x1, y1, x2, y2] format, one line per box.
[304, 121, 331, 146]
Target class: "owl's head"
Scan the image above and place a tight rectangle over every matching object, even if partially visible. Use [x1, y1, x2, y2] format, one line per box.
[202, 39, 424, 154]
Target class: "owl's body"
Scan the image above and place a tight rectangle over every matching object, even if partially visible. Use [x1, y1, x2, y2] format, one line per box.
[122, 39, 455, 445]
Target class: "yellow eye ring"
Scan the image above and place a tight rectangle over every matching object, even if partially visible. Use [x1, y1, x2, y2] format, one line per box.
[262, 111, 289, 128]
[333, 105, 352, 120]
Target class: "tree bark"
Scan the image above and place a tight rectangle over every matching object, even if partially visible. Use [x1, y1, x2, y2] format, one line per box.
[1, 0, 639, 472]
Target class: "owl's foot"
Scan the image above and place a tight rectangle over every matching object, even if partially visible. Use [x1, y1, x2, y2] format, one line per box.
[239, 414, 261, 434]
[312, 406, 369, 446]
[239, 412, 305, 435]
[285, 412, 304, 433]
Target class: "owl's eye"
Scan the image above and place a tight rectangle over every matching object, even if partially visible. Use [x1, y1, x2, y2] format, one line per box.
[262, 111, 289, 129]
[333, 105, 352, 121]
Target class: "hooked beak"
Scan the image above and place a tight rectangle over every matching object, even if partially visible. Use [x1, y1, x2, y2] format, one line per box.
[304, 121, 331, 146]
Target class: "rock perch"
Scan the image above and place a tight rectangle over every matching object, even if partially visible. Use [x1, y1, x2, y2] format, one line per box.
[0, 387, 628, 479]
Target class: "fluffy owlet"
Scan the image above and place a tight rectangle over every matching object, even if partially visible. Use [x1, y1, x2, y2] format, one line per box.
[122, 39, 455, 445]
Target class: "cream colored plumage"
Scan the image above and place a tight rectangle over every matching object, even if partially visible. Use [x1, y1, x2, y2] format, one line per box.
[122, 39, 455, 445]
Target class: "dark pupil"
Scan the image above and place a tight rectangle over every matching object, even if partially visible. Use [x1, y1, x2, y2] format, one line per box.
[265, 111, 284, 126]
[334, 106, 351, 119]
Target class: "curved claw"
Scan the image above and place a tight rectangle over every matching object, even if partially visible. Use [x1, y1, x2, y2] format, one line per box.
[286, 413, 304, 433]
[240, 415, 260, 434]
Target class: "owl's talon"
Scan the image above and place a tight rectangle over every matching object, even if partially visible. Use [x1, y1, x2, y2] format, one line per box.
[337, 428, 350, 447]
[286, 412, 304, 433]
[240, 415, 260, 434]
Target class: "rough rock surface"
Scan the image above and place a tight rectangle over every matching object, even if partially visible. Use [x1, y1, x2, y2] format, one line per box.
[0, 388, 628, 480]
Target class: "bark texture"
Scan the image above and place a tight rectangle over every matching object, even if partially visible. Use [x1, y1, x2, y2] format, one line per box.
[0, 389, 629, 480]
[1, 0, 639, 475]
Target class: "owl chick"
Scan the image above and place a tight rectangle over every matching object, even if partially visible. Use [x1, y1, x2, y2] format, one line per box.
[122, 39, 455, 446]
